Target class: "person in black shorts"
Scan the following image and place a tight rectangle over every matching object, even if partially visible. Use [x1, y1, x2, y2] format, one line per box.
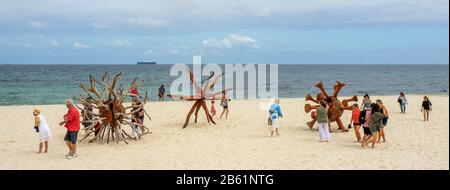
[421, 96, 432, 121]
[220, 92, 230, 120]
[349, 103, 362, 142]
[376, 99, 389, 143]
[361, 105, 373, 147]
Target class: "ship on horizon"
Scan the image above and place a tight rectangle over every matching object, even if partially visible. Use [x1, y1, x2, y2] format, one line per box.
[137, 61, 156, 65]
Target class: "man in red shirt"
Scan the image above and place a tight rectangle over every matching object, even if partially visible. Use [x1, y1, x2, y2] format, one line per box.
[59, 99, 80, 159]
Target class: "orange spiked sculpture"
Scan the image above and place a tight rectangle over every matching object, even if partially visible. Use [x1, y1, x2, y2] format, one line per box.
[304, 81, 357, 131]
[168, 65, 231, 128]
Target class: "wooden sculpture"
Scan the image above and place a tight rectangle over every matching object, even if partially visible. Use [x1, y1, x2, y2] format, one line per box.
[168, 65, 231, 128]
[73, 72, 151, 144]
[304, 81, 358, 131]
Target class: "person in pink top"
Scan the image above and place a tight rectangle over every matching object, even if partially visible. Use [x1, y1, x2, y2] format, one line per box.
[361, 105, 372, 147]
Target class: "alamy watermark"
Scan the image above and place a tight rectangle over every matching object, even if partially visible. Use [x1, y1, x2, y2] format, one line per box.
[169, 56, 279, 110]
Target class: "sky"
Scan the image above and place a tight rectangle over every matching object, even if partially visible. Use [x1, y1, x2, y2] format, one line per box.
[0, 0, 448, 64]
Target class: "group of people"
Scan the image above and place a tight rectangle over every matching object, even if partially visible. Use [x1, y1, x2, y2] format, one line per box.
[32, 99, 80, 158]
[266, 93, 434, 148]
[396, 92, 433, 121]
[31, 85, 436, 157]
[31, 83, 234, 159]
[348, 95, 389, 148]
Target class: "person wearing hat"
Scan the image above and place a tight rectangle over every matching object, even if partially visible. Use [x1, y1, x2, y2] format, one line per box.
[33, 108, 51, 153]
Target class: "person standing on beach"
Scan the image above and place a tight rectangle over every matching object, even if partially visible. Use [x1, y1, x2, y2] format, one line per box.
[158, 85, 165, 102]
[210, 100, 217, 117]
[33, 108, 51, 153]
[376, 100, 389, 143]
[360, 106, 371, 146]
[220, 93, 230, 119]
[269, 99, 283, 137]
[316, 101, 330, 142]
[363, 103, 386, 148]
[131, 100, 144, 140]
[59, 99, 80, 159]
[398, 92, 407, 113]
[360, 94, 371, 110]
[128, 84, 140, 102]
[421, 96, 432, 121]
[349, 103, 362, 142]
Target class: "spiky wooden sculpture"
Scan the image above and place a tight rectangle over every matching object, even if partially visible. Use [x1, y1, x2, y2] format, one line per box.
[168, 65, 231, 128]
[304, 81, 358, 131]
[73, 72, 151, 144]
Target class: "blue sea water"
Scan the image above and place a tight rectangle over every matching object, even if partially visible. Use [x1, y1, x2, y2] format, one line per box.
[0, 64, 448, 105]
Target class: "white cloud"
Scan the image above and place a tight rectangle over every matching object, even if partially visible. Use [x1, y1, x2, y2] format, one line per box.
[144, 49, 154, 54]
[128, 17, 168, 27]
[103, 40, 133, 48]
[24, 43, 33, 48]
[169, 49, 180, 54]
[29, 20, 49, 28]
[73, 42, 89, 49]
[203, 34, 260, 49]
[50, 40, 60, 47]
[93, 23, 108, 29]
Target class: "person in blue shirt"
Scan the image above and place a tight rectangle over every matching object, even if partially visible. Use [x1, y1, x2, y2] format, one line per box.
[269, 99, 283, 137]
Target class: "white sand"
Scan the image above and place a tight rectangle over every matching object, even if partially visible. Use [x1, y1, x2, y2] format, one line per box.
[0, 95, 448, 170]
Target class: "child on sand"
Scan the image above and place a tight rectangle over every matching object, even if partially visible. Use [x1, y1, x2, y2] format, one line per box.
[33, 108, 51, 153]
[316, 101, 330, 142]
[349, 103, 362, 142]
[421, 96, 432, 121]
[269, 99, 283, 137]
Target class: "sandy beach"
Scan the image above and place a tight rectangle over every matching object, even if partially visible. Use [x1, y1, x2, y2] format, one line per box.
[0, 95, 448, 170]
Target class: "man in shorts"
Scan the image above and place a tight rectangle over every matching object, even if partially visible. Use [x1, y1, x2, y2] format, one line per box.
[59, 99, 80, 159]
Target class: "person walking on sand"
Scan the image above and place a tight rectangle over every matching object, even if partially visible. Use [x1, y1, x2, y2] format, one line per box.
[58, 99, 80, 159]
[33, 108, 51, 153]
[376, 99, 389, 143]
[361, 94, 371, 110]
[421, 96, 432, 121]
[316, 101, 330, 142]
[158, 84, 165, 102]
[363, 103, 387, 148]
[210, 100, 217, 117]
[398, 92, 407, 113]
[269, 99, 283, 137]
[220, 93, 230, 119]
[360, 106, 371, 147]
[349, 103, 362, 142]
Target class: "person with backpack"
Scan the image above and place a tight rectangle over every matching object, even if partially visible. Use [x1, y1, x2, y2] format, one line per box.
[349, 103, 362, 142]
[421, 96, 432, 121]
[268, 99, 283, 137]
[398, 92, 407, 113]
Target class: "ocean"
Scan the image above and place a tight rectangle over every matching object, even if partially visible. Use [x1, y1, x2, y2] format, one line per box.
[0, 64, 448, 105]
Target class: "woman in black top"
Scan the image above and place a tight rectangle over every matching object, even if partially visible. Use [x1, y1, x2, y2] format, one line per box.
[421, 96, 432, 121]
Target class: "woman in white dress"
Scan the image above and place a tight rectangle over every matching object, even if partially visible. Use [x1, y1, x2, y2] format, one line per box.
[33, 108, 51, 153]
